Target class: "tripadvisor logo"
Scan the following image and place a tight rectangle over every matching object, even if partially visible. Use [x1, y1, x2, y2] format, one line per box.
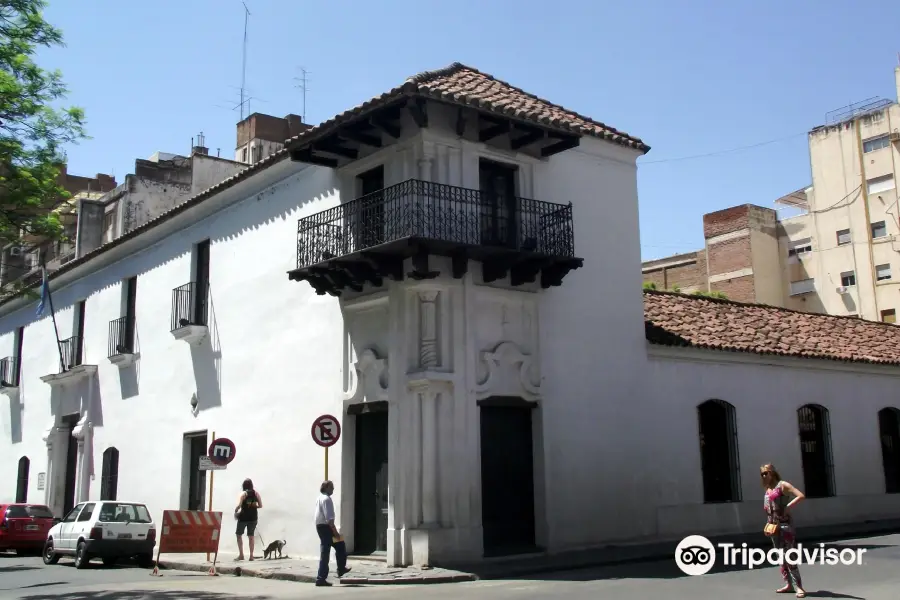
[675, 535, 866, 576]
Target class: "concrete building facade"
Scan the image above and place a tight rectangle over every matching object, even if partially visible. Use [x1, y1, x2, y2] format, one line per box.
[644, 66, 900, 321]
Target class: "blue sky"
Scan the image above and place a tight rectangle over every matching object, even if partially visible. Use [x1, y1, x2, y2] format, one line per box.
[38, 0, 900, 260]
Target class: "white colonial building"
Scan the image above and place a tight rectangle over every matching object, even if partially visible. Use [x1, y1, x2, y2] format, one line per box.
[1, 63, 899, 567]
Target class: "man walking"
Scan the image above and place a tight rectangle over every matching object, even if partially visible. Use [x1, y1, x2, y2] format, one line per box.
[315, 480, 351, 587]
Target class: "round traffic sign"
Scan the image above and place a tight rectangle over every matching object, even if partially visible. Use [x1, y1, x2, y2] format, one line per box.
[208, 437, 237, 466]
[311, 414, 341, 448]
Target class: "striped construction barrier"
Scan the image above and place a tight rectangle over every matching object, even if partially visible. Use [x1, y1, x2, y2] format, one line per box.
[151, 510, 223, 576]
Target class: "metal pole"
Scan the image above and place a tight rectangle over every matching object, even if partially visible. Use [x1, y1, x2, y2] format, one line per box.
[206, 431, 215, 562]
[41, 265, 66, 372]
[324, 446, 329, 480]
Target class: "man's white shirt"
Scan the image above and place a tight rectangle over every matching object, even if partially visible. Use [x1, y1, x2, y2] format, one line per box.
[316, 493, 335, 525]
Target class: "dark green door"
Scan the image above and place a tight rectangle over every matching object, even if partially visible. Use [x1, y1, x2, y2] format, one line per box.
[354, 410, 388, 554]
[480, 404, 536, 556]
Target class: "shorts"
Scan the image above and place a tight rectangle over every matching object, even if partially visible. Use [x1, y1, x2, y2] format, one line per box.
[236, 520, 257, 536]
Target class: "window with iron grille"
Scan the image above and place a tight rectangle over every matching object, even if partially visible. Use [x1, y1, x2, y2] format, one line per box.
[878, 408, 900, 494]
[797, 405, 835, 498]
[16, 456, 29, 503]
[697, 399, 742, 503]
[100, 447, 119, 501]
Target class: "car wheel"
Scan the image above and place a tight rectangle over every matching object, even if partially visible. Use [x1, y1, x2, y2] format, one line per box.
[74, 541, 90, 569]
[102, 557, 117, 567]
[42, 540, 60, 565]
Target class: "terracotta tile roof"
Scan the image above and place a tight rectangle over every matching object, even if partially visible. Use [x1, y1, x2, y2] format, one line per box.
[0, 62, 647, 309]
[283, 62, 649, 153]
[644, 290, 900, 366]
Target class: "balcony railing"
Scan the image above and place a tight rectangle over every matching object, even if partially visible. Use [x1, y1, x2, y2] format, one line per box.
[108, 316, 135, 357]
[295, 179, 576, 269]
[59, 336, 82, 372]
[0, 356, 19, 387]
[171, 282, 207, 331]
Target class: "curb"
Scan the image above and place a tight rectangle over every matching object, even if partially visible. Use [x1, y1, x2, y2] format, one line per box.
[448, 521, 900, 580]
[156, 560, 477, 585]
[158, 521, 900, 584]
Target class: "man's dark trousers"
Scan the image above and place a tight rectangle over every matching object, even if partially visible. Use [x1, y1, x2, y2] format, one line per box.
[316, 524, 347, 583]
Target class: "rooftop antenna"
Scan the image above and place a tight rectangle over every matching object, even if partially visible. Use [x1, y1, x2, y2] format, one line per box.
[293, 67, 310, 122]
[239, 1, 251, 120]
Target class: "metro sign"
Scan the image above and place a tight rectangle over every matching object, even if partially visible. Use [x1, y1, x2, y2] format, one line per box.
[207, 437, 236, 466]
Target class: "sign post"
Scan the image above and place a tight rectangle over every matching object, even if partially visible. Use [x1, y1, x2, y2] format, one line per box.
[203, 435, 236, 561]
[311, 414, 341, 480]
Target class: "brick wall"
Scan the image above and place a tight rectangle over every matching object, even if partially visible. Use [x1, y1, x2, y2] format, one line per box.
[707, 235, 752, 275]
[642, 250, 708, 291]
[703, 205, 751, 239]
[711, 275, 756, 303]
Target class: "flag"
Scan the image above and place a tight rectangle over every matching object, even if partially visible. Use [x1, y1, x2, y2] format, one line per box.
[36, 268, 50, 317]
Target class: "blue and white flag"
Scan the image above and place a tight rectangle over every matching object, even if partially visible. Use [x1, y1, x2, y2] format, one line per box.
[36, 268, 50, 317]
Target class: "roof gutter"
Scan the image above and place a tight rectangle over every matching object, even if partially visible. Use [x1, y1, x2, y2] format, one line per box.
[0, 157, 304, 320]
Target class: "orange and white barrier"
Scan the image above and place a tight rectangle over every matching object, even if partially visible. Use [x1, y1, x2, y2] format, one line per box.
[151, 510, 223, 576]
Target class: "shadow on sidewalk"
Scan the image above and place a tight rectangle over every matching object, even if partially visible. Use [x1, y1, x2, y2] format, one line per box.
[21, 592, 274, 600]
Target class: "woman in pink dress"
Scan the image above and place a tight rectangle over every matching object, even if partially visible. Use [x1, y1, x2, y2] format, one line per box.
[761, 464, 807, 598]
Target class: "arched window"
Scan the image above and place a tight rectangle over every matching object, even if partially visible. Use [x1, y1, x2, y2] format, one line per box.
[797, 404, 835, 498]
[100, 447, 119, 501]
[878, 408, 900, 494]
[697, 399, 742, 502]
[15, 456, 29, 503]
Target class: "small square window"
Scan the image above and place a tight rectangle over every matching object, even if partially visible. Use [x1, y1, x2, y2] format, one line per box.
[871, 221, 887, 239]
[836, 229, 851, 246]
[840, 271, 856, 287]
[882, 309, 896, 324]
[876, 264, 892, 281]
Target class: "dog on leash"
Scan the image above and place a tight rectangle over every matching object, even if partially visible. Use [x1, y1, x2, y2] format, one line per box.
[263, 539, 286, 559]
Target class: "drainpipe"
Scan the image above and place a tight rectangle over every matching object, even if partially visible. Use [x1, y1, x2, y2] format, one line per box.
[855, 120, 880, 318]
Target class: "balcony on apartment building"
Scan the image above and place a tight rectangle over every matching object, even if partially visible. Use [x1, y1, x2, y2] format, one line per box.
[108, 316, 137, 366]
[287, 179, 582, 296]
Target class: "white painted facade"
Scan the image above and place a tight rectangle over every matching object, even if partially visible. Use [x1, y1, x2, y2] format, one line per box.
[1, 89, 898, 569]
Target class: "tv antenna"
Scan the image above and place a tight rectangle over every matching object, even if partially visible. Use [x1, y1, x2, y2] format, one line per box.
[294, 67, 310, 122]
[239, 1, 251, 120]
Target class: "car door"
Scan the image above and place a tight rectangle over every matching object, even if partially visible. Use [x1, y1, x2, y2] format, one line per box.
[72, 503, 96, 545]
[57, 504, 83, 550]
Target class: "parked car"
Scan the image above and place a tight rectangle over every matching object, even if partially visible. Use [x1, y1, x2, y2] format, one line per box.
[43, 500, 156, 568]
[0, 503, 58, 555]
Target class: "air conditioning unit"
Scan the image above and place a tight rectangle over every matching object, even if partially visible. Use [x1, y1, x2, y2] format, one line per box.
[891, 131, 900, 142]
[836, 286, 848, 294]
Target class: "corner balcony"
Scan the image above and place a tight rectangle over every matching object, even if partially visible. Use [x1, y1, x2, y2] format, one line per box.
[287, 179, 583, 296]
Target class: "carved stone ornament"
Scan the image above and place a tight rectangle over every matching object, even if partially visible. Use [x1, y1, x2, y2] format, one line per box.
[72, 412, 91, 441]
[475, 341, 541, 400]
[344, 348, 389, 403]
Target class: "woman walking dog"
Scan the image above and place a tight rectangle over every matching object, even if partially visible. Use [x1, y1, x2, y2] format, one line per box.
[235, 478, 262, 561]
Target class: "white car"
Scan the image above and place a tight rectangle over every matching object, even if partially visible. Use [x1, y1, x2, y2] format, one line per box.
[43, 500, 156, 569]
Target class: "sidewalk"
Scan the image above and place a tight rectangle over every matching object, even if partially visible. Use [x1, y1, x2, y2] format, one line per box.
[156, 551, 476, 585]
[156, 518, 900, 584]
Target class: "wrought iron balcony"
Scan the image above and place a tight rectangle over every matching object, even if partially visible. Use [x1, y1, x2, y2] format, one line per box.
[59, 336, 83, 372]
[171, 282, 207, 331]
[287, 179, 582, 295]
[0, 356, 19, 387]
[108, 316, 135, 357]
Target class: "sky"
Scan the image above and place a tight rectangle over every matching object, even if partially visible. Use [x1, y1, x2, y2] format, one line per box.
[36, 0, 900, 261]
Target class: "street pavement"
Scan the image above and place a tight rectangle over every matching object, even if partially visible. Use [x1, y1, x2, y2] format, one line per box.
[1, 533, 898, 599]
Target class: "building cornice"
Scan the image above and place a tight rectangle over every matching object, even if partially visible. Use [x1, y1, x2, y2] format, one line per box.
[646, 342, 900, 378]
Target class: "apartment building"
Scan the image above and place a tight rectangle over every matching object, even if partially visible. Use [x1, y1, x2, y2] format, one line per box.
[644, 65, 900, 322]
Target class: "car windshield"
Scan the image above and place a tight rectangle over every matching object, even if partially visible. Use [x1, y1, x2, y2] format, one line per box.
[97, 503, 152, 523]
[25, 505, 54, 518]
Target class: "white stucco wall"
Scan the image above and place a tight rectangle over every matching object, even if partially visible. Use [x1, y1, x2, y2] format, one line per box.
[0, 157, 351, 558]
[643, 347, 900, 540]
